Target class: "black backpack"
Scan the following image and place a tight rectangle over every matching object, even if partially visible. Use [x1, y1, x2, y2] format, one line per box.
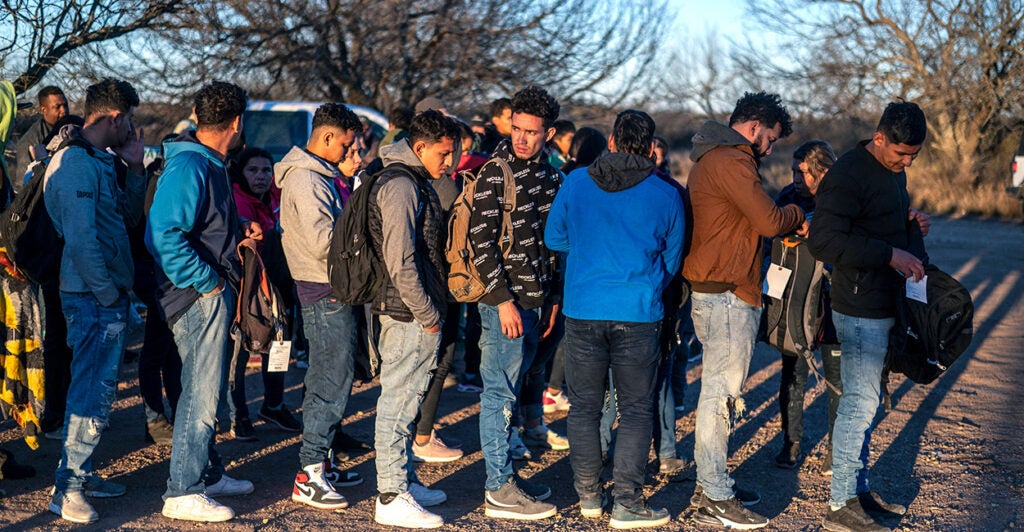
[327, 163, 416, 306]
[0, 138, 93, 283]
[764, 235, 827, 359]
[885, 264, 974, 385]
[232, 238, 289, 355]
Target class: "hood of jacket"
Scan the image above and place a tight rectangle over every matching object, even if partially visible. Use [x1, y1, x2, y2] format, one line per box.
[161, 130, 227, 170]
[690, 120, 754, 162]
[379, 138, 429, 174]
[273, 145, 339, 187]
[587, 152, 655, 192]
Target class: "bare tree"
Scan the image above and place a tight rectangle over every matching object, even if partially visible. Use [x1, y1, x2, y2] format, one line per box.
[136, 0, 667, 112]
[739, 0, 1024, 187]
[0, 0, 186, 94]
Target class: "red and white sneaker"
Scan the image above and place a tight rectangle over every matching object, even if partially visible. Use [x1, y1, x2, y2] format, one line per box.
[292, 463, 349, 510]
[542, 390, 571, 414]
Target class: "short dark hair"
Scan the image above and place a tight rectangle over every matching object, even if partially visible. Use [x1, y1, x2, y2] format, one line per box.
[561, 126, 607, 173]
[511, 86, 559, 128]
[193, 81, 247, 131]
[490, 98, 512, 120]
[388, 105, 414, 130]
[552, 119, 576, 138]
[612, 110, 656, 156]
[84, 79, 139, 118]
[37, 85, 65, 104]
[409, 110, 459, 146]
[312, 103, 362, 134]
[729, 91, 793, 138]
[877, 101, 927, 146]
[230, 146, 274, 185]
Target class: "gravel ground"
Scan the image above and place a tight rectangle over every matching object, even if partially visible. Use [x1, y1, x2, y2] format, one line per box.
[1, 216, 1022, 531]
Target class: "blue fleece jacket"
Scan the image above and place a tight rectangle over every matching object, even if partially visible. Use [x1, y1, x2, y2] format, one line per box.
[545, 153, 685, 322]
[146, 133, 240, 322]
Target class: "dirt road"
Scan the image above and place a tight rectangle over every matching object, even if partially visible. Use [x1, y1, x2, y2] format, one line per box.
[1, 216, 1021, 530]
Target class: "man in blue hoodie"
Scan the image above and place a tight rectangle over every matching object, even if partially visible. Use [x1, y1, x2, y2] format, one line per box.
[147, 82, 257, 523]
[43, 78, 146, 524]
[546, 110, 684, 528]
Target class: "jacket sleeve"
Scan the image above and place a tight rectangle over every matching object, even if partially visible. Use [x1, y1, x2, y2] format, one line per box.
[467, 160, 514, 305]
[121, 166, 147, 230]
[727, 156, 805, 237]
[146, 153, 220, 294]
[377, 177, 440, 328]
[46, 149, 120, 306]
[287, 170, 338, 264]
[544, 178, 570, 254]
[807, 170, 893, 268]
[661, 192, 686, 288]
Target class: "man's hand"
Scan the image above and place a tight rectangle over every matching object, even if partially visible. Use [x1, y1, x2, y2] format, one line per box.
[908, 208, 931, 237]
[498, 300, 524, 339]
[890, 248, 925, 281]
[795, 219, 810, 237]
[539, 301, 560, 340]
[114, 125, 146, 175]
[203, 278, 225, 298]
[243, 220, 264, 241]
[423, 323, 441, 334]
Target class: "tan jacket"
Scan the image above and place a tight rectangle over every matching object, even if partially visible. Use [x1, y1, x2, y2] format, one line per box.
[682, 125, 804, 307]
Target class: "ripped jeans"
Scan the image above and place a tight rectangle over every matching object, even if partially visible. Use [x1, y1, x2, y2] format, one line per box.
[690, 291, 761, 501]
[54, 291, 129, 494]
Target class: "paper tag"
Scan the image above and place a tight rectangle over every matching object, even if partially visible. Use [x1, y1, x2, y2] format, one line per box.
[906, 275, 928, 304]
[765, 264, 793, 300]
[267, 340, 292, 372]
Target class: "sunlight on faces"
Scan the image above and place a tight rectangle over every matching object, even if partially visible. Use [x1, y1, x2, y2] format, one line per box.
[243, 156, 274, 195]
[338, 135, 365, 177]
[110, 107, 136, 149]
[872, 131, 922, 173]
[493, 108, 512, 136]
[511, 112, 554, 161]
[414, 136, 456, 179]
[319, 127, 357, 165]
[752, 122, 782, 158]
[41, 94, 68, 125]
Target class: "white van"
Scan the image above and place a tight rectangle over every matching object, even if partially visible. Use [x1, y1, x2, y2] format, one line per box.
[244, 101, 388, 161]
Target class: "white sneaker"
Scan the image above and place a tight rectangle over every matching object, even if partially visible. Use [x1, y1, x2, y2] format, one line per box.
[374, 491, 444, 528]
[162, 493, 234, 522]
[408, 481, 447, 507]
[206, 474, 254, 497]
[292, 463, 348, 510]
[522, 423, 569, 451]
[508, 429, 532, 460]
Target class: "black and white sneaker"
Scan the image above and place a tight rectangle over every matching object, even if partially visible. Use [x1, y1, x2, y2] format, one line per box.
[691, 484, 760, 507]
[692, 494, 768, 530]
[292, 463, 348, 510]
[322, 460, 363, 488]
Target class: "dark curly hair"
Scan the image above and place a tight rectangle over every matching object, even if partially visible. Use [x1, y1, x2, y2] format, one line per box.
[84, 78, 139, 118]
[511, 86, 559, 128]
[612, 110, 656, 157]
[409, 110, 459, 146]
[729, 91, 792, 138]
[194, 81, 248, 131]
[312, 103, 362, 134]
[877, 101, 927, 146]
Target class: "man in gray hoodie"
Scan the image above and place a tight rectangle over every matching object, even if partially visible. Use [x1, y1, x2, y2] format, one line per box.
[43, 78, 146, 524]
[367, 110, 457, 529]
[275, 103, 364, 511]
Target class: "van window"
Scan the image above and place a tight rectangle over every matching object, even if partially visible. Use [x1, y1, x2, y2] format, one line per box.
[244, 110, 311, 161]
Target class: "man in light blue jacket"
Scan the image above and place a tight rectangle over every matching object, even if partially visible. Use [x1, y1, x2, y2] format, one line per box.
[545, 110, 684, 529]
[43, 78, 146, 524]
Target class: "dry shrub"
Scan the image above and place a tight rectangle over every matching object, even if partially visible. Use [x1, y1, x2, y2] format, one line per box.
[909, 172, 1022, 219]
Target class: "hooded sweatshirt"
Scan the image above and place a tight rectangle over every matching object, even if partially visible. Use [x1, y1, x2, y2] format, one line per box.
[146, 132, 241, 322]
[43, 125, 146, 306]
[546, 152, 685, 322]
[682, 121, 805, 307]
[274, 146, 343, 298]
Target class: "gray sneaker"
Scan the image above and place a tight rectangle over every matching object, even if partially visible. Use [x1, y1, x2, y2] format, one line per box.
[484, 478, 556, 520]
[609, 501, 670, 529]
[49, 490, 98, 524]
[579, 489, 607, 518]
[823, 498, 891, 532]
[692, 494, 768, 530]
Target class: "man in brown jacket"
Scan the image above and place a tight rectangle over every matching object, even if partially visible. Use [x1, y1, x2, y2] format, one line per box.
[683, 91, 806, 529]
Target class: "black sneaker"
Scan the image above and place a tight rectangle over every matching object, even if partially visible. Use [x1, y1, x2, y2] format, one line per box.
[331, 429, 371, 454]
[322, 460, 363, 488]
[774, 441, 803, 469]
[579, 489, 607, 518]
[258, 404, 302, 432]
[857, 490, 906, 519]
[230, 418, 258, 441]
[692, 494, 768, 530]
[823, 498, 891, 532]
[690, 484, 760, 507]
[513, 473, 551, 501]
[484, 478, 556, 520]
[609, 501, 670, 529]
[822, 445, 834, 476]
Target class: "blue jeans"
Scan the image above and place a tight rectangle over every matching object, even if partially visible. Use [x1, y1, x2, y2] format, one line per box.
[690, 291, 761, 501]
[299, 296, 357, 467]
[830, 311, 893, 506]
[53, 291, 129, 493]
[478, 303, 541, 492]
[164, 287, 234, 499]
[564, 318, 660, 507]
[375, 316, 440, 494]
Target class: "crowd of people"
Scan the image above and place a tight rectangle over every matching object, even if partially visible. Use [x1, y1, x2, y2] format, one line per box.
[0, 77, 935, 532]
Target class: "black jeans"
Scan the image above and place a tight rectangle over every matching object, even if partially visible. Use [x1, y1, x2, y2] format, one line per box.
[778, 343, 842, 445]
[229, 347, 285, 421]
[564, 317, 660, 508]
[135, 269, 182, 423]
[40, 281, 72, 432]
[415, 303, 460, 437]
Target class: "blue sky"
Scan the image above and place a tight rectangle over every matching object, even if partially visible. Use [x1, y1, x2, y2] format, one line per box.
[669, 0, 748, 41]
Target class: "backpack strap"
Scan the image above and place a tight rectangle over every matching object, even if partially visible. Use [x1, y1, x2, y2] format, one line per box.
[492, 158, 516, 260]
